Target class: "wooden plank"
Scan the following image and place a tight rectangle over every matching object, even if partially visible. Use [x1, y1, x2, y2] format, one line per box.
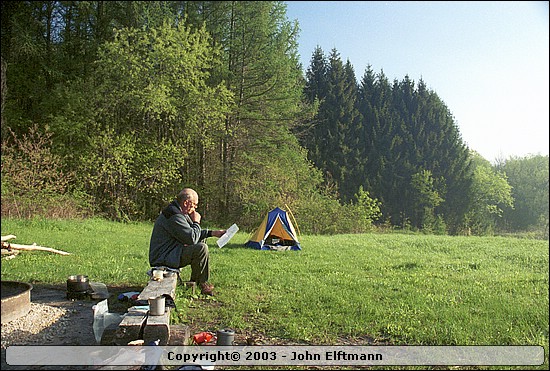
[99, 323, 119, 345]
[143, 311, 171, 345]
[102, 309, 147, 345]
[137, 274, 177, 301]
[168, 324, 191, 345]
[105, 273, 179, 346]
[140, 275, 178, 345]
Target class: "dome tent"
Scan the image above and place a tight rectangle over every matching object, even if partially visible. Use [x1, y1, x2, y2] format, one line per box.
[245, 207, 301, 250]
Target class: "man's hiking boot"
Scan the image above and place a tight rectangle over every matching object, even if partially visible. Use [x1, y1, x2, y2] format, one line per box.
[200, 282, 214, 296]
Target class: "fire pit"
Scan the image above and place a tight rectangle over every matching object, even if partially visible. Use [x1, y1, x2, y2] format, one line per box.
[1, 281, 33, 324]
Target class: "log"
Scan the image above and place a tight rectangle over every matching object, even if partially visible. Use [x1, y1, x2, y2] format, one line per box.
[1, 242, 71, 255]
[1, 249, 19, 256]
[1, 234, 17, 242]
[137, 274, 177, 301]
[168, 324, 191, 345]
[102, 309, 148, 345]
[143, 310, 171, 345]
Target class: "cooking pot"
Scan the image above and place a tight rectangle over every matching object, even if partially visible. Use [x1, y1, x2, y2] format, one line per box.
[216, 328, 235, 345]
[67, 275, 90, 293]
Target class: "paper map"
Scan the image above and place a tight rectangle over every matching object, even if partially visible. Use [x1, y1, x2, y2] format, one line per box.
[216, 223, 239, 248]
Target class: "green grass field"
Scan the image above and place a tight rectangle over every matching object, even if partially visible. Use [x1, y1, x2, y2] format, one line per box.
[1, 217, 548, 370]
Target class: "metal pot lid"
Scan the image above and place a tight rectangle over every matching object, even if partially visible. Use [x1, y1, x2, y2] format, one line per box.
[67, 275, 89, 282]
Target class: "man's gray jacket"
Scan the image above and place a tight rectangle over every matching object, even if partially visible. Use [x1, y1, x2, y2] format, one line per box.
[149, 200, 210, 268]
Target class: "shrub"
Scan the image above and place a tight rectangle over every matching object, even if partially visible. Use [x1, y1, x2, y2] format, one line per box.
[1, 124, 90, 219]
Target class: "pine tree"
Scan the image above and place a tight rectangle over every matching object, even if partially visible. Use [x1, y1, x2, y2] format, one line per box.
[302, 46, 328, 158]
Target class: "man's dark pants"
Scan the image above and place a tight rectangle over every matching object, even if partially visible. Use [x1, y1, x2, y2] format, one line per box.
[179, 242, 209, 283]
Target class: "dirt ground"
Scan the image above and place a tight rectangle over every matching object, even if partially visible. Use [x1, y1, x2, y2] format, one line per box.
[1, 283, 149, 370]
[1, 283, 300, 371]
[1, 283, 380, 370]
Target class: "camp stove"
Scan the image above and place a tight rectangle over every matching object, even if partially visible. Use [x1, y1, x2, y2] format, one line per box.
[66, 289, 92, 300]
[66, 275, 92, 300]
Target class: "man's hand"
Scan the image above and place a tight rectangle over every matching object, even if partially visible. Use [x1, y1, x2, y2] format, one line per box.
[189, 211, 201, 224]
[212, 230, 226, 238]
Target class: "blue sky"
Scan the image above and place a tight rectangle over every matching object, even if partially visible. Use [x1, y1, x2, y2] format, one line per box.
[285, 1, 549, 163]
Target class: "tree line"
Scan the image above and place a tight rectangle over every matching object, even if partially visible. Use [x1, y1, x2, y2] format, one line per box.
[1, 1, 547, 237]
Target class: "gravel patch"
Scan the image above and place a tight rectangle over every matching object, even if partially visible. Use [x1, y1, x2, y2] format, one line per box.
[1, 286, 103, 370]
[1, 302, 68, 349]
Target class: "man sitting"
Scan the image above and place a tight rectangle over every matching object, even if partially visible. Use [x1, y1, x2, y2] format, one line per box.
[149, 188, 226, 295]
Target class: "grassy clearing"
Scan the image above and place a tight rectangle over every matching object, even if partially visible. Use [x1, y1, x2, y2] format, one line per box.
[1, 218, 548, 370]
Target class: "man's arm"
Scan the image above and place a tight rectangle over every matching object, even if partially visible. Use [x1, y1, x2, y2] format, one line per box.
[211, 230, 226, 237]
[167, 213, 203, 245]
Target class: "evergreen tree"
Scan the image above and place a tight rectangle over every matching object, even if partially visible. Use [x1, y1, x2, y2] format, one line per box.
[306, 48, 360, 200]
[304, 46, 328, 103]
[301, 46, 328, 155]
[1, 1, 58, 135]
[353, 69, 473, 231]
[341, 60, 364, 201]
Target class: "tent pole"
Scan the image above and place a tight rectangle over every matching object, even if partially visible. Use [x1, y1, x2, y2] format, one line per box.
[284, 203, 301, 237]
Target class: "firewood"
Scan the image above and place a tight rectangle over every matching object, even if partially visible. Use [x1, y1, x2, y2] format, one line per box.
[1, 234, 17, 242]
[1, 241, 70, 255]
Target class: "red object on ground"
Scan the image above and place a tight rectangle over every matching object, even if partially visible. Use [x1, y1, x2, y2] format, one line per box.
[193, 332, 213, 344]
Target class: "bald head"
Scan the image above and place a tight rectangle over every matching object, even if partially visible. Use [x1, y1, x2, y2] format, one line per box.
[177, 188, 198, 204]
[177, 188, 199, 216]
